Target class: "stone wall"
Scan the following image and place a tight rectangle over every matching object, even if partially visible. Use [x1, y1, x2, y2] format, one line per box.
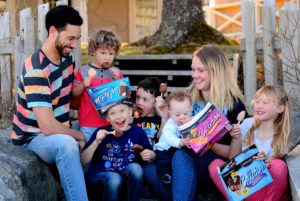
[287, 145, 300, 201]
[0, 129, 58, 201]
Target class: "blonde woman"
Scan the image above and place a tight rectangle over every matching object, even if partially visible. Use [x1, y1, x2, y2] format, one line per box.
[143, 44, 248, 201]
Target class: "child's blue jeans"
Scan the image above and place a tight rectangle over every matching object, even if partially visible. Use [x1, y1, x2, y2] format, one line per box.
[87, 163, 143, 201]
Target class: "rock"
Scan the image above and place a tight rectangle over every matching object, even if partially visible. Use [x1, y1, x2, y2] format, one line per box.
[288, 112, 300, 151]
[0, 129, 58, 201]
[286, 145, 300, 201]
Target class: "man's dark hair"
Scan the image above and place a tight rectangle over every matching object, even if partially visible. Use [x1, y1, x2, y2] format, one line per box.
[45, 5, 83, 33]
[137, 77, 163, 97]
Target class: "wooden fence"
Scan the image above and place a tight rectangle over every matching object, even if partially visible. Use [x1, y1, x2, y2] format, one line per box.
[241, 0, 300, 112]
[0, 1, 242, 119]
[204, 0, 298, 39]
[0, 0, 81, 117]
[4, 0, 299, 118]
[114, 53, 239, 94]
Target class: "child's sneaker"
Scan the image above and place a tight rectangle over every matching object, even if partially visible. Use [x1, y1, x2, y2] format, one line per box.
[161, 174, 172, 184]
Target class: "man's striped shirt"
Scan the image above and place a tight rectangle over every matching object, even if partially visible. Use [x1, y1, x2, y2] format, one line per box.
[11, 49, 75, 145]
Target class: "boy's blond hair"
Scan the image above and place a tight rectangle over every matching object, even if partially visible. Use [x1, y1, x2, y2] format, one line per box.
[88, 29, 120, 56]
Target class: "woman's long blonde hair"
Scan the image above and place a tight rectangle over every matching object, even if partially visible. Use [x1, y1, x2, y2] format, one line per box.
[188, 44, 244, 110]
[245, 86, 291, 158]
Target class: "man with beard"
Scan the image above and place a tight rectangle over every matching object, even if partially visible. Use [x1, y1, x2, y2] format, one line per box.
[11, 5, 88, 201]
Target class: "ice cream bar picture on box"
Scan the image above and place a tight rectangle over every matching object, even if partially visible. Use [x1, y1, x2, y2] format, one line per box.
[87, 77, 131, 117]
[218, 144, 273, 201]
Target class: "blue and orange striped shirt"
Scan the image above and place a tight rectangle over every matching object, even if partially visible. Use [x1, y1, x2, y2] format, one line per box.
[11, 49, 75, 145]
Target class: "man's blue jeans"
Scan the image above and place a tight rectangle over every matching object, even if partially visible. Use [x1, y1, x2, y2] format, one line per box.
[80, 126, 98, 142]
[24, 134, 88, 201]
[87, 163, 143, 201]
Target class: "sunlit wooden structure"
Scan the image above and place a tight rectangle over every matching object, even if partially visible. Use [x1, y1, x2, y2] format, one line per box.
[203, 0, 298, 39]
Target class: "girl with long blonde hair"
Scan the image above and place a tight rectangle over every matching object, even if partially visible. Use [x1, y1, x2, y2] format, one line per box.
[209, 85, 290, 201]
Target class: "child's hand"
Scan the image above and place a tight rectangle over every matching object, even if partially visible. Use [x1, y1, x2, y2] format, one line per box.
[179, 138, 189, 147]
[95, 130, 107, 143]
[140, 149, 156, 162]
[83, 76, 92, 87]
[264, 158, 271, 167]
[253, 151, 267, 161]
[155, 96, 169, 119]
[109, 67, 121, 80]
[230, 124, 241, 140]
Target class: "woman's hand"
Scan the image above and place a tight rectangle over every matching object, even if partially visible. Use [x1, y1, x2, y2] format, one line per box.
[140, 149, 156, 162]
[230, 124, 242, 140]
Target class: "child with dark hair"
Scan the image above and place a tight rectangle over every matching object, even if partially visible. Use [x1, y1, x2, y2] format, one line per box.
[133, 77, 168, 146]
[72, 29, 123, 142]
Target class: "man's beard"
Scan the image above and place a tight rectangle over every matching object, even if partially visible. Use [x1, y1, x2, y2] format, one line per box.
[55, 36, 72, 57]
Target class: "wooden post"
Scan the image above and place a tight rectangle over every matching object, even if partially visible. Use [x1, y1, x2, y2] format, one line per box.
[14, 7, 35, 99]
[233, 53, 239, 81]
[0, 12, 13, 115]
[262, 0, 278, 85]
[128, 0, 136, 42]
[20, 8, 35, 58]
[241, 0, 257, 113]
[56, 0, 68, 6]
[279, 4, 300, 111]
[72, 0, 88, 43]
[37, 3, 49, 48]
[14, 36, 23, 100]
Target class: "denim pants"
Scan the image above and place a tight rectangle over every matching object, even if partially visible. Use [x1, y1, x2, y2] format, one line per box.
[87, 163, 143, 201]
[80, 126, 98, 142]
[24, 134, 88, 201]
[143, 149, 222, 201]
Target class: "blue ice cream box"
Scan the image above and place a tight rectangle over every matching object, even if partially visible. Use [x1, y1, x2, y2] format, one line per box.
[218, 144, 273, 201]
[87, 77, 131, 117]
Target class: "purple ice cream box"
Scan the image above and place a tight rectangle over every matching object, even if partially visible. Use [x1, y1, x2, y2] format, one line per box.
[179, 102, 232, 155]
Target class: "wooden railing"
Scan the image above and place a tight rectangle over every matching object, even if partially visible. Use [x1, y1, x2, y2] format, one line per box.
[114, 53, 239, 94]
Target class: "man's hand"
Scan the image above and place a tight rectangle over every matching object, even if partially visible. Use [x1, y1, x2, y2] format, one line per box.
[78, 139, 86, 152]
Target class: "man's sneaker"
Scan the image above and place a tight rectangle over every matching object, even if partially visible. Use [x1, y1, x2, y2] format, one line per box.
[161, 174, 172, 184]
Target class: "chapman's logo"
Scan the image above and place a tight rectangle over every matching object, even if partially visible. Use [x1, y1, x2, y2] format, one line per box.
[241, 164, 267, 188]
